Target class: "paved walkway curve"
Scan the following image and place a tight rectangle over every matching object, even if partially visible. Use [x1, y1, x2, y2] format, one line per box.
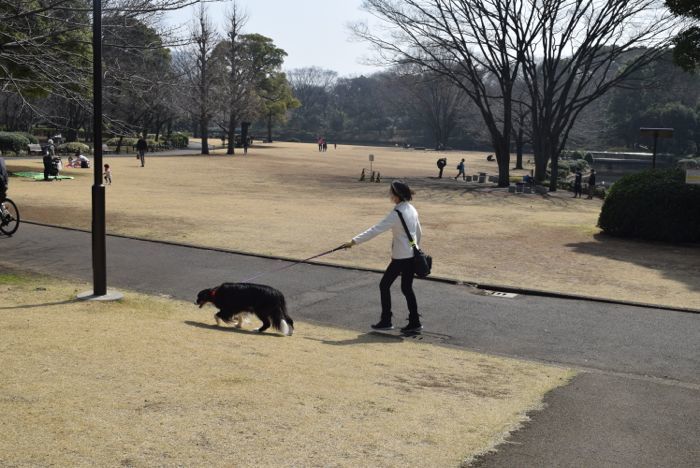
[1, 223, 698, 467]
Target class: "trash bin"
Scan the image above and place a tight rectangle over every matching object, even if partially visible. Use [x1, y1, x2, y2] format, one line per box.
[478, 172, 487, 183]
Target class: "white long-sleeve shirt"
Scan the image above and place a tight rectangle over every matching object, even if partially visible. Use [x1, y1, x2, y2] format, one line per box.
[352, 201, 422, 259]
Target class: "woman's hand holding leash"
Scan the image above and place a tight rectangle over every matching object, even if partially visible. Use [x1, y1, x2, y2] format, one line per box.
[341, 240, 356, 249]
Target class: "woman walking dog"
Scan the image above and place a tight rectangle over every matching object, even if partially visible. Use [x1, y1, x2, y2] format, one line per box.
[342, 180, 423, 332]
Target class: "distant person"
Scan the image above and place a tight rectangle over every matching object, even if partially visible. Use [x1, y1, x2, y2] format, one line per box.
[77, 152, 90, 168]
[0, 155, 8, 202]
[317, 137, 323, 152]
[47, 138, 56, 157]
[436, 157, 447, 178]
[334, 143, 337, 150]
[322, 140, 328, 152]
[586, 169, 596, 199]
[243, 139, 249, 155]
[42, 146, 58, 181]
[455, 158, 466, 181]
[136, 137, 148, 167]
[103, 164, 112, 185]
[573, 169, 583, 198]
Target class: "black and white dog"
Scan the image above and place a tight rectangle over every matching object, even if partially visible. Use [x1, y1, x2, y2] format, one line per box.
[195, 283, 294, 336]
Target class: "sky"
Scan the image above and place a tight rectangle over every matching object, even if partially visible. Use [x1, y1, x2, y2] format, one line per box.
[166, 0, 385, 77]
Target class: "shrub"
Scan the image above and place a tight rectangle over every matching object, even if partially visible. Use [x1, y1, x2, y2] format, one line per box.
[562, 150, 585, 160]
[105, 137, 138, 148]
[169, 132, 188, 148]
[17, 132, 38, 144]
[0, 132, 30, 153]
[57, 142, 90, 154]
[598, 168, 700, 242]
[584, 153, 594, 164]
[677, 158, 700, 169]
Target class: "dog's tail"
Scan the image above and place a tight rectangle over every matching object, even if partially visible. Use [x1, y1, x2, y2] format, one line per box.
[277, 296, 294, 336]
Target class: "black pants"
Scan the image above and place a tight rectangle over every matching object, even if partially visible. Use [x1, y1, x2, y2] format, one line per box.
[380, 258, 419, 322]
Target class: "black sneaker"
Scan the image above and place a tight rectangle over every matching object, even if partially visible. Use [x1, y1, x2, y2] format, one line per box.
[371, 320, 394, 330]
[400, 322, 423, 333]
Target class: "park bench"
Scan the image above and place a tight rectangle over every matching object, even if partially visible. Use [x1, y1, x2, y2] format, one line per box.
[28, 144, 43, 154]
[102, 144, 114, 154]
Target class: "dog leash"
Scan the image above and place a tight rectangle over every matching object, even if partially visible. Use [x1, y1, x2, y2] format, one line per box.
[238, 245, 347, 283]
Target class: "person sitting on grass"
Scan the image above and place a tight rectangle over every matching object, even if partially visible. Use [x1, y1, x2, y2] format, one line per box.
[75, 151, 90, 168]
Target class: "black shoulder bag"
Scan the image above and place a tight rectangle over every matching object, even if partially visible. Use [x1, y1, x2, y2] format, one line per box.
[395, 209, 432, 278]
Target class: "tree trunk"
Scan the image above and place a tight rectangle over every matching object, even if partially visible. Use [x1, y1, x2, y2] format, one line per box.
[267, 110, 273, 143]
[201, 117, 209, 155]
[494, 138, 511, 187]
[514, 127, 524, 170]
[227, 114, 236, 155]
[548, 154, 559, 192]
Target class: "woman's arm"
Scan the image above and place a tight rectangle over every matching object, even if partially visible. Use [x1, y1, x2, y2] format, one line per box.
[351, 210, 398, 245]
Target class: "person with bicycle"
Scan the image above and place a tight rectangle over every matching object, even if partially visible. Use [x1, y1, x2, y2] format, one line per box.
[0, 154, 19, 235]
[0, 154, 8, 202]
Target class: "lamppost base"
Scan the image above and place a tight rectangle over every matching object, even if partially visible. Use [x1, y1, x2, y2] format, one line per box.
[77, 290, 124, 301]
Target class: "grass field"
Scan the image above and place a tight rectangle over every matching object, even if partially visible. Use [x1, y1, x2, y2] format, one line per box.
[5, 141, 699, 309]
[0, 270, 573, 467]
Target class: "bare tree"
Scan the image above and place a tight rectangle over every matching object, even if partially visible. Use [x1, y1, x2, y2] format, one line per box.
[176, 3, 218, 154]
[0, 0, 203, 132]
[395, 69, 465, 149]
[215, 3, 257, 155]
[286, 67, 338, 137]
[518, 0, 680, 190]
[355, 0, 540, 186]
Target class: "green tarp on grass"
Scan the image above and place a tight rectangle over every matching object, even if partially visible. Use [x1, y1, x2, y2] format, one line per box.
[12, 171, 74, 180]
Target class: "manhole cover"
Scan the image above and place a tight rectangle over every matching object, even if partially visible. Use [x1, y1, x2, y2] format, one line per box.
[488, 291, 518, 298]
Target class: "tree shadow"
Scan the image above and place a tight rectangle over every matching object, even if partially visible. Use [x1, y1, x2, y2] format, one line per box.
[305, 331, 406, 346]
[566, 233, 700, 294]
[0, 298, 80, 310]
[183, 320, 285, 338]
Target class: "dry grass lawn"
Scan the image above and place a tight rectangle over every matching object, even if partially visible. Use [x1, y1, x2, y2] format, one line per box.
[0, 270, 573, 467]
[6, 142, 699, 309]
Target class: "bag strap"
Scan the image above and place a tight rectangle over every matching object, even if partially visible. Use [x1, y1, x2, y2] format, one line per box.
[395, 209, 419, 251]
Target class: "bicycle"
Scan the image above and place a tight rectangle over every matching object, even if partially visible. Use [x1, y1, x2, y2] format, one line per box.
[0, 197, 20, 236]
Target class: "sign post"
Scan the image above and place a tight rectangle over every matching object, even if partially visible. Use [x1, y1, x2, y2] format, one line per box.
[369, 154, 374, 173]
[639, 128, 673, 169]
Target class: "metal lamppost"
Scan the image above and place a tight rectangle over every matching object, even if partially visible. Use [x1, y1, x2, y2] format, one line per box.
[79, 0, 121, 301]
[92, 0, 106, 295]
[639, 128, 674, 169]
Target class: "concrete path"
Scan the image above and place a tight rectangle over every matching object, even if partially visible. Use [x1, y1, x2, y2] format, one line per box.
[1, 223, 698, 467]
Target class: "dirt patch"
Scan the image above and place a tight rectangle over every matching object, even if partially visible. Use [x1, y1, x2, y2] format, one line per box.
[6, 142, 699, 309]
[0, 270, 573, 467]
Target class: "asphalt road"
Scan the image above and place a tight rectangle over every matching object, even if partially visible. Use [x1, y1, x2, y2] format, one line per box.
[2, 223, 698, 467]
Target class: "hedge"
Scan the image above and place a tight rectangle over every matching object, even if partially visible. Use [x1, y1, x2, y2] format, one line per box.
[169, 132, 188, 148]
[105, 137, 139, 147]
[598, 168, 700, 242]
[0, 132, 30, 153]
[57, 142, 91, 154]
